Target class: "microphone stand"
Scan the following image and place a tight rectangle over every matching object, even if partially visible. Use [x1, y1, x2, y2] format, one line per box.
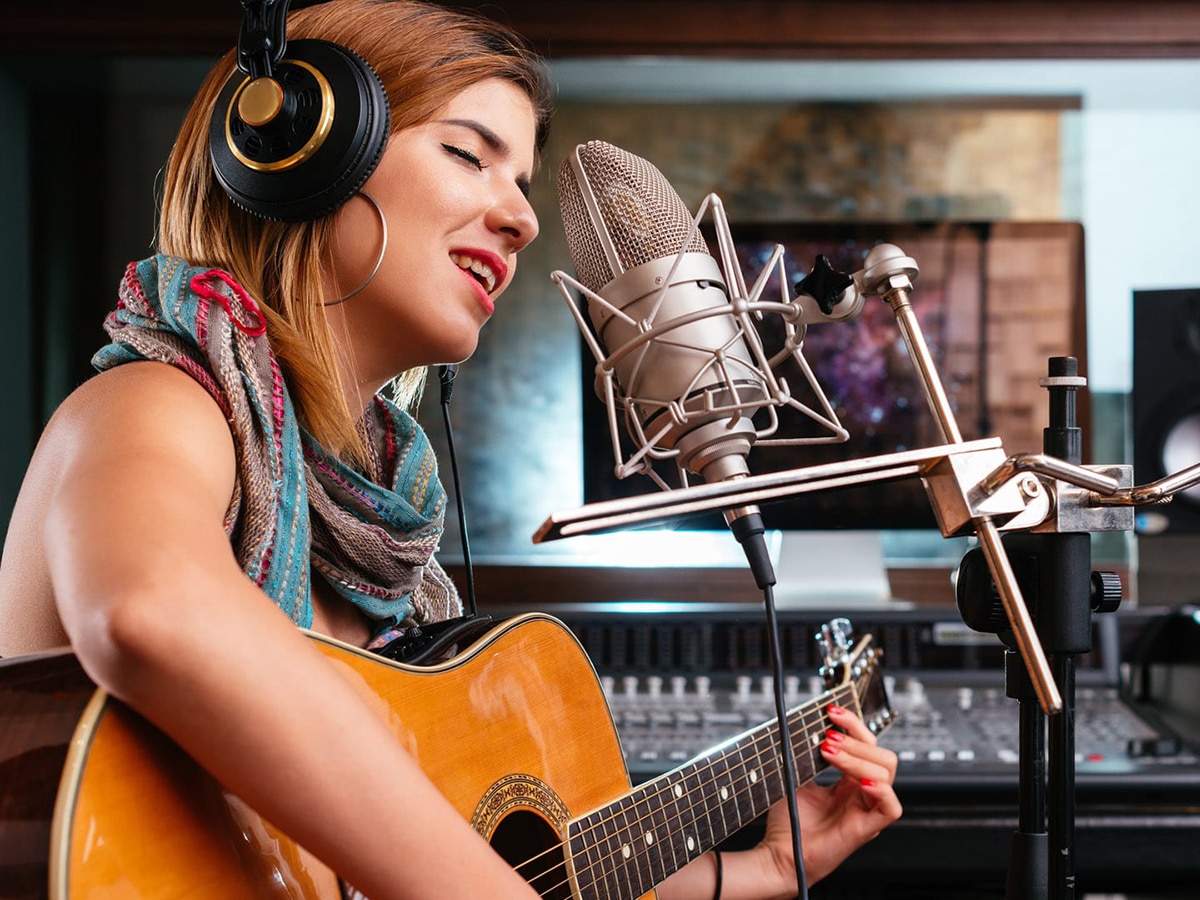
[957, 357, 1124, 899]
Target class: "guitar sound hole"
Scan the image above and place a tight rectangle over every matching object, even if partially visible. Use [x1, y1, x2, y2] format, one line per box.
[490, 809, 571, 899]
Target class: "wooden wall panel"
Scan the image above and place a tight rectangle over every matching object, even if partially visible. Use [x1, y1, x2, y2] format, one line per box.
[1, 2, 1198, 59]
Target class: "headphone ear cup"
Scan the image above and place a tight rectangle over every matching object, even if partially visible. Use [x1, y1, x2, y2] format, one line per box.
[209, 38, 390, 221]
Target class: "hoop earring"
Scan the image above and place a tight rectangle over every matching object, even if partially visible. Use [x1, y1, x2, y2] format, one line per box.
[324, 190, 388, 307]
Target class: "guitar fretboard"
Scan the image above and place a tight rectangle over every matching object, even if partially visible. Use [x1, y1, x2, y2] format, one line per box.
[565, 683, 857, 899]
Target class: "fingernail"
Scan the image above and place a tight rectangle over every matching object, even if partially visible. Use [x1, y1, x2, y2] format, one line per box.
[827, 704, 845, 715]
[861, 778, 876, 787]
[825, 729, 845, 742]
[821, 741, 840, 755]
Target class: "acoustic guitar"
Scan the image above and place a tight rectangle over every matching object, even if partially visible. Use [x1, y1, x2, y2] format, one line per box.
[0, 612, 891, 899]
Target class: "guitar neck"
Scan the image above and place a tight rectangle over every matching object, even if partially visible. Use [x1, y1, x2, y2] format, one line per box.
[564, 682, 857, 899]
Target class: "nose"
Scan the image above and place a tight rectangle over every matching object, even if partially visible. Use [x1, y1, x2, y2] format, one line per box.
[488, 183, 539, 253]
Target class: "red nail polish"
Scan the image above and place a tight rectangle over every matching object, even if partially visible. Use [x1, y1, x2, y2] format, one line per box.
[825, 729, 845, 742]
[861, 778, 876, 787]
[821, 741, 839, 755]
[827, 704, 845, 715]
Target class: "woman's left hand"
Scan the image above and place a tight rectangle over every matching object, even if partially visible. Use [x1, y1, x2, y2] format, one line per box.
[760, 702, 903, 890]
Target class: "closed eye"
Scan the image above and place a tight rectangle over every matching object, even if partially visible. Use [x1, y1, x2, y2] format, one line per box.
[442, 143, 486, 170]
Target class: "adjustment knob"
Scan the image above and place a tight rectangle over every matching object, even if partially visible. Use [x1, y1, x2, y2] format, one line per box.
[794, 254, 855, 315]
[1091, 570, 1123, 614]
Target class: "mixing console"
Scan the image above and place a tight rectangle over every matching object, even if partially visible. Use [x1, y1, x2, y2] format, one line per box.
[603, 670, 1195, 787]
[540, 603, 1200, 895]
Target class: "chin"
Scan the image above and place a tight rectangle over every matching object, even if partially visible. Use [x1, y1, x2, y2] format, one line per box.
[429, 334, 481, 367]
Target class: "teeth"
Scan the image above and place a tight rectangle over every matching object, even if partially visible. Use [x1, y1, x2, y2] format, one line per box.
[451, 252, 497, 294]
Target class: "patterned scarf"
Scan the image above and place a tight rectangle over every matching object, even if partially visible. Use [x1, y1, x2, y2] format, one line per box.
[93, 255, 461, 641]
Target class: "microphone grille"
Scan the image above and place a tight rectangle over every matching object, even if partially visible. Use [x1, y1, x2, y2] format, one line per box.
[558, 140, 710, 294]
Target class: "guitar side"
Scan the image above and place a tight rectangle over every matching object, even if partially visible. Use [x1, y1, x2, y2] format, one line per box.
[2, 614, 647, 899]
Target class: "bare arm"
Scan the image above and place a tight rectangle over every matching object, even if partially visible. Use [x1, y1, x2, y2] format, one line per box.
[41, 362, 540, 900]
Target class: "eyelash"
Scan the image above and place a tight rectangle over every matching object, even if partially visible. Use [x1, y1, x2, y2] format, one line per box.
[442, 143, 486, 170]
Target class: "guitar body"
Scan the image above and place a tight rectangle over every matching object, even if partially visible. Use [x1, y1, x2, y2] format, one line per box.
[0, 614, 651, 900]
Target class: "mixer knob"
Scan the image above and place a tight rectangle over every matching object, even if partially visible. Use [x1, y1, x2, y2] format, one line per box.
[808, 676, 826, 697]
[622, 676, 639, 696]
[647, 676, 663, 698]
[785, 676, 800, 698]
[695, 676, 711, 698]
[957, 687, 974, 710]
[670, 676, 688, 698]
[736, 676, 753, 700]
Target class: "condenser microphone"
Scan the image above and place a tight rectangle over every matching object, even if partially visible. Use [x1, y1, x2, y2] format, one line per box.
[557, 140, 770, 489]
[557, 140, 777, 582]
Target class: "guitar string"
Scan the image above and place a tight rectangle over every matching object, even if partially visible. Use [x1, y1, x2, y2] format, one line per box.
[517, 692, 848, 899]
[559, 675, 883, 898]
[510, 684, 862, 897]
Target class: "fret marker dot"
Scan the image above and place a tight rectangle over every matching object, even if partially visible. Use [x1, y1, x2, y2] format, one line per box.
[687, 836, 695, 851]
[622, 844, 631, 859]
[720, 787, 729, 800]
[645, 832, 654, 846]
[750, 769, 759, 783]
[674, 784, 684, 798]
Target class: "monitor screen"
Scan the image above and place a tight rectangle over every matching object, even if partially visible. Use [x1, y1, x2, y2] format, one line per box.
[579, 221, 1085, 533]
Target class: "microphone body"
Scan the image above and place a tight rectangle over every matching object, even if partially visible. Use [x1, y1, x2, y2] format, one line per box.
[558, 141, 768, 488]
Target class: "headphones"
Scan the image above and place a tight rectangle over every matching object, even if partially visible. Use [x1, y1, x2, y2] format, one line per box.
[208, 0, 391, 221]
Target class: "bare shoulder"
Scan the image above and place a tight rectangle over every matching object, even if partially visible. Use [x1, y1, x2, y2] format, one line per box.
[41, 360, 239, 526]
[56, 360, 232, 445]
[0, 362, 237, 655]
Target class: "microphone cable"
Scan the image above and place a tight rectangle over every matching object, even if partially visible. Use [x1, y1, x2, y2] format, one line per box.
[729, 514, 810, 900]
[438, 364, 478, 619]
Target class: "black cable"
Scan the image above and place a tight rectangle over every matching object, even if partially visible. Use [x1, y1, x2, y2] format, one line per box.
[438, 364, 477, 619]
[727, 513, 809, 900]
[761, 578, 810, 900]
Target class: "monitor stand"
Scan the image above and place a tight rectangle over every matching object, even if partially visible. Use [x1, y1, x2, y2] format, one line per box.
[770, 530, 906, 609]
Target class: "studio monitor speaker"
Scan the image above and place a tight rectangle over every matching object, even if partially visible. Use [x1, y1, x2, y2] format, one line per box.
[1133, 288, 1200, 534]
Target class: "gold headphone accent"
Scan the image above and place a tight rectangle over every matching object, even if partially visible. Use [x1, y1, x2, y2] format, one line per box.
[225, 58, 336, 172]
[237, 76, 284, 127]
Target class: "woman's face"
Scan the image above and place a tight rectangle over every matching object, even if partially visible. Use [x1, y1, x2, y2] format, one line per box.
[324, 76, 539, 394]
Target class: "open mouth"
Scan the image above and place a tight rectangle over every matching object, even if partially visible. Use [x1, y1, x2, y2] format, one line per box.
[450, 252, 498, 294]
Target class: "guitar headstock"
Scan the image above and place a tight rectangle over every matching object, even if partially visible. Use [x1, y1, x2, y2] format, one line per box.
[817, 618, 894, 737]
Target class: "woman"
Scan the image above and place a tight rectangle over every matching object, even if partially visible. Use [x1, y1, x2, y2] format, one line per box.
[0, 2, 900, 897]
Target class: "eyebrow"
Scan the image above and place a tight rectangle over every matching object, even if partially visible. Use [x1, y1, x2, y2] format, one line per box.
[438, 117, 532, 198]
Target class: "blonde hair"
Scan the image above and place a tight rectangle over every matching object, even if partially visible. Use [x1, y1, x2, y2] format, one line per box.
[157, 0, 551, 466]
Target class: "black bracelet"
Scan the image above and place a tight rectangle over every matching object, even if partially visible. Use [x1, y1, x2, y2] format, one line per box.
[712, 850, 723, 900]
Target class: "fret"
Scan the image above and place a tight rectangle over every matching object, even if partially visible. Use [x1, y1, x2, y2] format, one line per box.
[787, 702, 826, 785]
[654, 773, 686, 877]
[705, 746, 737, 841]
[724, 739, 753, 830]
[618, 786, 651, 898]
[681, 758, 717, 856]
[570, 805, 620, 900]
[674, 760, 712, 866]
[594, 805, 622, 899]
[753, 729, 778, 822]
[638, 779, 672, 888]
